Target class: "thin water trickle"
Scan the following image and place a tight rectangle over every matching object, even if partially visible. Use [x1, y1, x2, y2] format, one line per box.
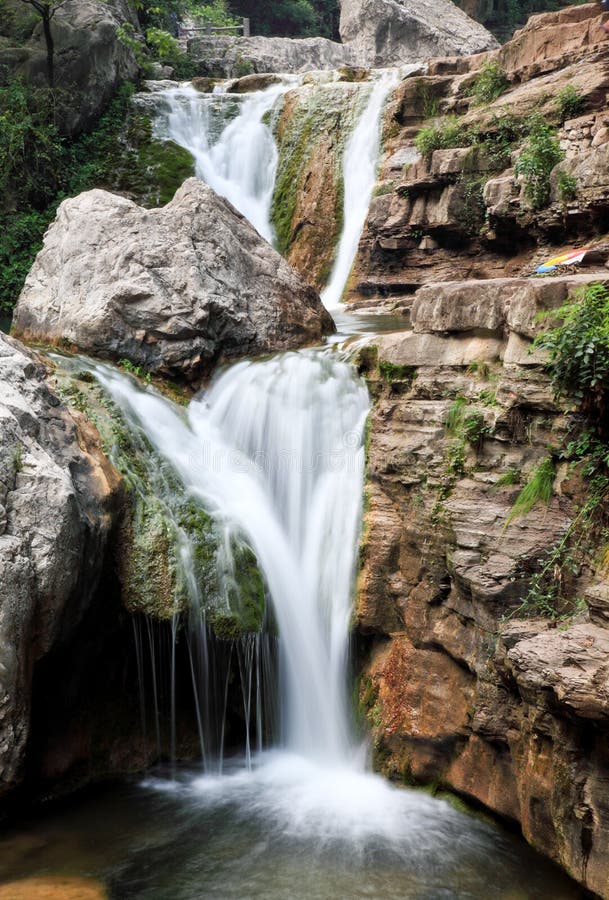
[321, 71, 400, 310]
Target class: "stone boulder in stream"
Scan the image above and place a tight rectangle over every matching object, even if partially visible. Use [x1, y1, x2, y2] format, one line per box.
[13, 179, 335, 380]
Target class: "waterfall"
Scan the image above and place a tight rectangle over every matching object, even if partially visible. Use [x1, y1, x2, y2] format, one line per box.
[321, 71, 399, 310]
[91, 350, 369, 765]
[151, 82, 293, 242]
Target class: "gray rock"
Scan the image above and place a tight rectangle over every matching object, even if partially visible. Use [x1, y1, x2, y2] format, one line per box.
[13, 179, 334, 379]
[9, 0, 139, 135]
[339, 0, 499, 66]
[188, 34, 355, 78]
[0, 333, 121, 796]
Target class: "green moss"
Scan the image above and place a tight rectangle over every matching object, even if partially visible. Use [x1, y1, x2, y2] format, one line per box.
[104, 111, 195, 208]
[272, 116, 313, 254]
[379, 361, 417, 385]
[271, 84, 361, 262]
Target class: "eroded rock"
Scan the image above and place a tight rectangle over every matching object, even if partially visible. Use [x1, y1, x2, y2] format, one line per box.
[13, 179, 334, 379]
[0, 334, 121, 796]
[339, 0, 498, 67]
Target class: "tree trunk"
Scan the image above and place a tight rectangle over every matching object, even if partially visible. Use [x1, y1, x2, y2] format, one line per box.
[42, 10, 54, 86]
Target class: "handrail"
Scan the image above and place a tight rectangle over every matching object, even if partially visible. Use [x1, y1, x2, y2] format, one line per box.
[179, 17, 250, 38]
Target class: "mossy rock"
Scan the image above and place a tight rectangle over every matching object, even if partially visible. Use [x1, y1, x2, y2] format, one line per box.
[107, 110, 195, 208]
[53, 360, 267, 634]
[271, 83, 364, 287]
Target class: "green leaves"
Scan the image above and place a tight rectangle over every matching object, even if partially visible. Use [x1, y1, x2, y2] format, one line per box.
[467, 62, 508, 106]
[535, 283, 609, 423]
[514, 113, 563, 209]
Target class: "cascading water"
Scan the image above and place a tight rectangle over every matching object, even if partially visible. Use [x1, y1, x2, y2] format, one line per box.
[151, 81, 293, 241]
[0, 72, 584, 900]
[92, 350, 368, 765]
[321, 71, 400, 310]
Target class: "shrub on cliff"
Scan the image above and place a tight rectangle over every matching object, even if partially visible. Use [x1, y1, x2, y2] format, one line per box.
[535, 282, 609, 428]
[514, 113, 563, 209]
[414, 117, 467, 157]
[467, 61, 508, 105]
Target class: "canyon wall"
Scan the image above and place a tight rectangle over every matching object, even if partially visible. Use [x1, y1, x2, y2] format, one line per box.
[352, 4, 609, 896]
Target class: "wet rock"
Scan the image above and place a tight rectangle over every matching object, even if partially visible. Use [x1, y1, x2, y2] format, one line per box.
[225, 73, 283, 93]
[13, 179, 334, 380]
[272, 81, 363, 288]
[0, 333, 122, 797]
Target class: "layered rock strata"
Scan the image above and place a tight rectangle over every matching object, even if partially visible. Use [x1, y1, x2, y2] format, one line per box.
[358, 273, 609, 897]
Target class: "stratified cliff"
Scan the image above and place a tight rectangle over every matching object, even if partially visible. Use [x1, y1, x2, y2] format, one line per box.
[353, 4, 609, 897]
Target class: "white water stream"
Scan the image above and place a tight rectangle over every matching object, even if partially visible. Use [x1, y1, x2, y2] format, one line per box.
[152, 81, 293, 242]
[3, 70, 584, 900]
[94, 351, 368, 765]
[321, 71, 399, 310]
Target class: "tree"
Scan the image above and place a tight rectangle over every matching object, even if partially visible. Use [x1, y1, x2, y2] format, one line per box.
[17, 0, 68, 86]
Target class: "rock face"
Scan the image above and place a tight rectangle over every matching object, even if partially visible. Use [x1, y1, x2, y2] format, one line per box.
[339, 0, 498, 67]
[0, 333, 121, 797]
[4, 0, 139, 136]
[188, 34, 354, 78]
[358, 273, 609, 897]
[13, 179, 334, 379]
[272, 81, 365, 288]
[347, 2, 609, 306]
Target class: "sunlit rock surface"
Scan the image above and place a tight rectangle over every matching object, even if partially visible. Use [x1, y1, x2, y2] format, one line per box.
[13, 179, 334, 380]
[339, 0, 498, 67]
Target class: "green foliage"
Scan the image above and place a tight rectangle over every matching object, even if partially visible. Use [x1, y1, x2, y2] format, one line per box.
[514, 113, 564, 209]
[188, 0, 238, 26]
[494, 466, 521, 487]
[0, 79, 194, 314]
[457, 174, 486, 236]
[535, 283, 609, 425]
[468, 62, 508, 106]
[413, 78, 441, 119]
[556, 169, 577, 203]
[119, 359, 152, 383]
[555, 84, 584, 123]
[414, 117, 466, 156]
[506, 457, 555, 523]
[509, 462, 609, 620]
[467, 360, 490, 379]
[445, 441, 466, 478]
[379, 361, 417, 386]
[228, 0, 334, 37]
[445, 395, 468, 435]
[462, 412, 491, 447]
[0, 77, 63, 209]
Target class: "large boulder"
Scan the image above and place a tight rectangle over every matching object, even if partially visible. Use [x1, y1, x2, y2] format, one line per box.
[2, 0, 139, 135]
[188, 35, 355, 78]
[339, 0, 498, 67]
[0, 333, 121, 796]
[13, 179, 335, 379]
